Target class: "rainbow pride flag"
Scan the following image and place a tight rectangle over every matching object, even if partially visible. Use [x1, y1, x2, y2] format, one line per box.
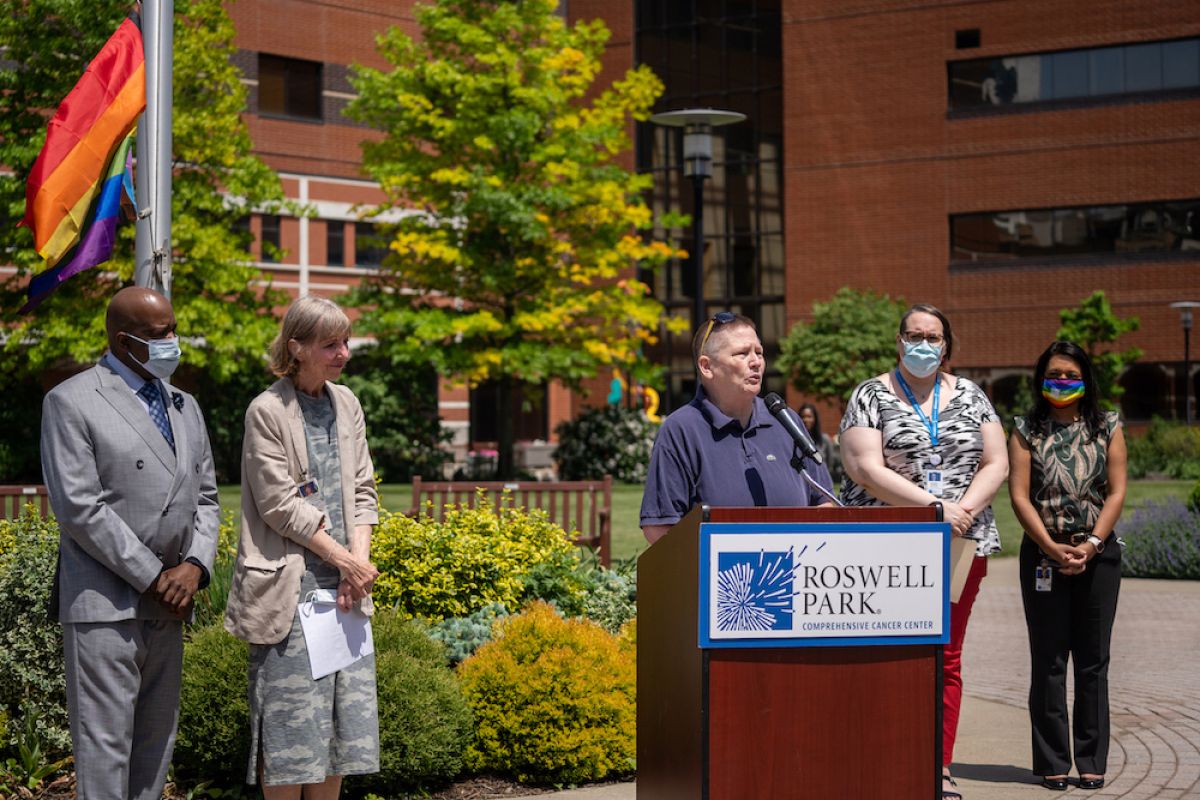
[21, 132, 136, 312]
[20, 12, 145, 271]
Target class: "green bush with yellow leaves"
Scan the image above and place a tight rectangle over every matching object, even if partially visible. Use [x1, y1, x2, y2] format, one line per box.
[457, 602, 636, 785]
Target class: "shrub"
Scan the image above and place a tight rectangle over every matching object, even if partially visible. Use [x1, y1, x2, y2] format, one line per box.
[457, 602, 636, 785]
[1120, 498, 1200, 579]
[578, 560, 637, 635]
[372, 499, 585, 621]
[1126, 419, 1200, 479]
[0, 510, 69, 755]
[1189, 479, 1200, 514]
[427, 602, 510, 666]
[175, 623, 250, 789]
[191, 510, 240, 629]
[554, 404, 658, 483]
[350, 610, 474, 795]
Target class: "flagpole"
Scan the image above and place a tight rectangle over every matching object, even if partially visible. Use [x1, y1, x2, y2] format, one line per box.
[134, 0, 173, 297]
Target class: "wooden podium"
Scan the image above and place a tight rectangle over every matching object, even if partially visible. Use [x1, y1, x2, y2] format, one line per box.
[637, 505, 946, 800]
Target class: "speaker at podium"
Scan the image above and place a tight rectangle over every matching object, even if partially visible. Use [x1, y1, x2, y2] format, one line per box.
[637, 504, 950, 800]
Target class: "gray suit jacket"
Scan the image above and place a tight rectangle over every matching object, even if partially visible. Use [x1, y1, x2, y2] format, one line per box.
[40, 358, 220, 623]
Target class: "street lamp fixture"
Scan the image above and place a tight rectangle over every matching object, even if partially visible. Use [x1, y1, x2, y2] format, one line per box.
[649, 109, 746, 336]
[1170, 301, 1200, 425]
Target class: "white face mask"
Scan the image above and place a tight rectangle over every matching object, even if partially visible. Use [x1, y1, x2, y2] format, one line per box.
[123, 333, 181, 379]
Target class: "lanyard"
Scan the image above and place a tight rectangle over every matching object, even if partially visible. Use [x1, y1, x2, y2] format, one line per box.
[894, 369, 940, 453]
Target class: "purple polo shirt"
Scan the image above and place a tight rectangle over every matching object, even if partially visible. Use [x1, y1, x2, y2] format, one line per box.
[640, 388, 835, 528]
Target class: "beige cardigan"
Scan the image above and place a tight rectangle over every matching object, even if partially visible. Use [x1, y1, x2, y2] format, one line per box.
[224, 378, 378, 645]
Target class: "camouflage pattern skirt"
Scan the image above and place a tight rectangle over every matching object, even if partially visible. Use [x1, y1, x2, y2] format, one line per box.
[246, 594, 380, 785]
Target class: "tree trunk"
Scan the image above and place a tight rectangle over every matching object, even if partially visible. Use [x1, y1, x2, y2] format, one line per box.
[496, 373, 516, 479]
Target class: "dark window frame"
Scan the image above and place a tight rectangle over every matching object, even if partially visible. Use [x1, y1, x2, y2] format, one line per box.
[949, 198, 1200, 268]
[947, 36, 1200, 115]
[353, 221, 388, 269]
[260, 214, 281, 263]
[326, 220, 345, 267]
[257, 53, 323, 122]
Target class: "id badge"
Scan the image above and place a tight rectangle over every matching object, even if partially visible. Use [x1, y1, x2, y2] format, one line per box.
[297, 479, 323, 509]
[924, 469, 945, 497]
[1035, 561, 1052, 592]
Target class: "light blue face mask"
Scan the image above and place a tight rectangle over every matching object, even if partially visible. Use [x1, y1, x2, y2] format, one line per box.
[124, 333, 181, 379]
[901, 339, 943, 378]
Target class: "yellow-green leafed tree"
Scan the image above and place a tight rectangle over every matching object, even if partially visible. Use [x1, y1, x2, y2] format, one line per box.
[346, 0, 684, 478]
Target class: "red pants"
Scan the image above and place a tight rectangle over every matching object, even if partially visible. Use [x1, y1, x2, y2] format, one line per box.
[944, 555, 988, 767]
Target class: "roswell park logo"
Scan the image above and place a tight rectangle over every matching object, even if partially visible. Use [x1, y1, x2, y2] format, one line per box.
[714, 539, 939, 636]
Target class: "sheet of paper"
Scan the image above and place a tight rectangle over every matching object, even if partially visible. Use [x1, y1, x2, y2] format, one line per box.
[949, 536, 976, 604]
[298, 592, 374, 680]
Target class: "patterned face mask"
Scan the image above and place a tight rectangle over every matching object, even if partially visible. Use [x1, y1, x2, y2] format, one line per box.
[1042, 378, 1085, 408]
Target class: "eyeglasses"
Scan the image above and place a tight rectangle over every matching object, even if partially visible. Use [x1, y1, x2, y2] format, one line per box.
[900, 331, 945, 345]
[699, 311, 738, 354]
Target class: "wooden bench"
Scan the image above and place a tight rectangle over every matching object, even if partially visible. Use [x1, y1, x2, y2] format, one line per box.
[0, 485, 50, 520]
[408, 475, 613, 566]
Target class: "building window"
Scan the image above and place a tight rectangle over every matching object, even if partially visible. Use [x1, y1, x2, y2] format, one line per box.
[950, 199, 1200, 264]
[636, 0, 786, 414]
[260, 214, 281, 263]
[949, 37, 1200, 111]
[469, 381, 548, 443]
[258, 53, 322, 120]
[326, 221, 345, 267]
[354, 222, 387, 269]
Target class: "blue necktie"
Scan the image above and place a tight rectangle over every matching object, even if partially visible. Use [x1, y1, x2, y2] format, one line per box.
[138, 381, 175, 451]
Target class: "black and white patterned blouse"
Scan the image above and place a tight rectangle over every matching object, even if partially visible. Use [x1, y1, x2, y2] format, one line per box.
[838, 374, 1002, 556]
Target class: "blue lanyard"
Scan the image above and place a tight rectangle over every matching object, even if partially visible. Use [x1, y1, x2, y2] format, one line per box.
[894, 369, 939, 449]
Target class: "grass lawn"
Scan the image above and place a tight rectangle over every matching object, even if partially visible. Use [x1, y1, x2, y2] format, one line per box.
[217, 479, 1193, 564]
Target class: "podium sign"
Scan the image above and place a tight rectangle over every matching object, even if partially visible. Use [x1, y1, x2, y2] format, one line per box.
[700, 522, 950, 648]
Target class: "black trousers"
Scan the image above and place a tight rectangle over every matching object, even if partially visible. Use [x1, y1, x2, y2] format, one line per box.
[1019, 535, 1121, 777]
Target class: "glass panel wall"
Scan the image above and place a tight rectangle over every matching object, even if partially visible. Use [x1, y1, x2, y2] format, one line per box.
[636, 0, 785, 413]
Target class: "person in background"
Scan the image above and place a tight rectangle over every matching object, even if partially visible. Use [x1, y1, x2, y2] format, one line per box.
[1009, 341, 1126, 792]
[838, 303, 1008, 800]
[640, 312, 834, 543]
[798, 402, 842, 484]
[225, 296, 381, 799]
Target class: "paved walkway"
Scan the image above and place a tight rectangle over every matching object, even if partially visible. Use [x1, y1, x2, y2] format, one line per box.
[514, 557, 1200, 799]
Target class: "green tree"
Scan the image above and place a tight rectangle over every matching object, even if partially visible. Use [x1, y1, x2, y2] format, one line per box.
[0, 0, 287, 381]
[778, 287, 908, 407]
[1056, 290, 1141, 410]
[345, 0, 682, 478]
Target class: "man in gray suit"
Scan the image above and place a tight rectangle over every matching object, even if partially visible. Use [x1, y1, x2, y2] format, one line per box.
[40, 287, 220, 800]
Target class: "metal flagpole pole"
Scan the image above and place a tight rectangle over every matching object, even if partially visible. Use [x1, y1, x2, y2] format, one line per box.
[134, 0, 174, 297]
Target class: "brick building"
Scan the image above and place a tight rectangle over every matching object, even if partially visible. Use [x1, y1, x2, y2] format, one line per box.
[229, 0, 1199, 465]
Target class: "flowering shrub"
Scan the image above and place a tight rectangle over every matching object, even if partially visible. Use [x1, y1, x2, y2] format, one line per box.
[457, 602, 636, 784]
[372, 498, 586, 621]
[554, 404, 658, 483]
[1120, 498, 1200, 579]
[0, 509, 69, 754]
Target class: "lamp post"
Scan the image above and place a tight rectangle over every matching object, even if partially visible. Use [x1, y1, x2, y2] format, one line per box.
[1170, 301, 1200, 425]
[648, 109, 746, 335]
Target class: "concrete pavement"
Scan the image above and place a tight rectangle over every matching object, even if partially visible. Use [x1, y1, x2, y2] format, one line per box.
[512, 556, 1200, 799]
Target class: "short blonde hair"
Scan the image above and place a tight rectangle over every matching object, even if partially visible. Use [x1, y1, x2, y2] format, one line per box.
[268, 297, 352, 377]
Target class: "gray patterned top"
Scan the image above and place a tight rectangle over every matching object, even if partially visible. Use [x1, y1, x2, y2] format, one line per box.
[838, 375, 1002, 556]
[297, 390, 344, 590]
[1013, 412, 1121, 537]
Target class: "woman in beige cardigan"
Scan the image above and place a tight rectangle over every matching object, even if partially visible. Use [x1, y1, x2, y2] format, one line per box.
[225, 297, 380, 799]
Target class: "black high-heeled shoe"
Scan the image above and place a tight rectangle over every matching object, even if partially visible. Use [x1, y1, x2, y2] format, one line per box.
[1078, 776, 1105, 790]
[1040, 776, 1069, 790]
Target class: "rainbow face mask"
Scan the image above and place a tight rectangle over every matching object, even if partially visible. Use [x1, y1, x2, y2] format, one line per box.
[1042, 378, 1085, 408]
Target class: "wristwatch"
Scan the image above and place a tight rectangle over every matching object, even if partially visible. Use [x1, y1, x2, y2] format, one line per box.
[1086, 534, 1106, 553]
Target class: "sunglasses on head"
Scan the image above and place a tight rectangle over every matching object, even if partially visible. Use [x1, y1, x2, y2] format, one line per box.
[699, 311, 738, 354]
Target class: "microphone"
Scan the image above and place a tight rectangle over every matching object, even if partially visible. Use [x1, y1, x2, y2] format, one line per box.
[763, 392, 824, 465]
